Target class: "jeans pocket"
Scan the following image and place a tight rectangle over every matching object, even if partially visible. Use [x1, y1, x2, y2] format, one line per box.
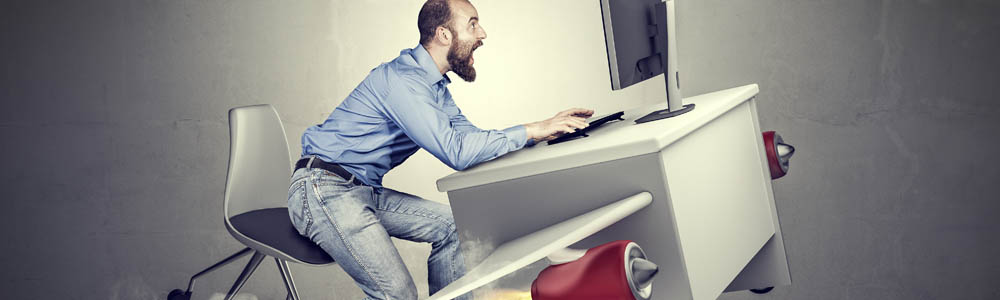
[287, 177, 312, 236]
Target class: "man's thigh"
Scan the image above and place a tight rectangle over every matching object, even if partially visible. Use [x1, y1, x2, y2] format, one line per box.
[374, 188, 457, 244]
[306, 171, 418, 299]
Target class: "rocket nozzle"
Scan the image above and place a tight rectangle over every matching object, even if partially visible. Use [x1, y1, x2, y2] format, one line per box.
[630, 257, 659, 290]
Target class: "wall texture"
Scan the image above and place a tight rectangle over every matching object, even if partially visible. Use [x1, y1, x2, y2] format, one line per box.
[1, 0, 998, 299]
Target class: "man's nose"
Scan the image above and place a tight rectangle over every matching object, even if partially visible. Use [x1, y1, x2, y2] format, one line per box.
[477, 25, 487, 40]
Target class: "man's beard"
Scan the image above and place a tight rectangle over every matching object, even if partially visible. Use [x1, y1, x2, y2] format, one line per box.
[447, 36, 482, 82]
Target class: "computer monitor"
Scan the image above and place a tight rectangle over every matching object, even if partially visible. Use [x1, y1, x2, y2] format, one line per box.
[600, 0, 694, 123]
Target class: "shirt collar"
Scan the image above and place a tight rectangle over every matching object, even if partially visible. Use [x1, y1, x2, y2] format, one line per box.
[412, 44, 450, 86]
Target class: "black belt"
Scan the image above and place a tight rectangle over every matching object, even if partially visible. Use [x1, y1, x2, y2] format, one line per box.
[295, 157, 364, 186]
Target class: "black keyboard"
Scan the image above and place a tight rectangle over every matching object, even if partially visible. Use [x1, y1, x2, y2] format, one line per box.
[547, 111, 625, 145]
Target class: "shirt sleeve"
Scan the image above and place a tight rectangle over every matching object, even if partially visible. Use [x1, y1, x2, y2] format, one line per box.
[441, 91, 482, 133]
[442, 89, 536, 146]
[378, 76, 528, 171]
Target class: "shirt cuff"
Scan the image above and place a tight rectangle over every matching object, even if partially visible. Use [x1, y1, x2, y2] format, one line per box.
[502, 125, 529, 150]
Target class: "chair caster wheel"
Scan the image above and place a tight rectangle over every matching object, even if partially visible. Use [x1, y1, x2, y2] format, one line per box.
[168, 289, 192, 300]
[749, 286, 774, 294]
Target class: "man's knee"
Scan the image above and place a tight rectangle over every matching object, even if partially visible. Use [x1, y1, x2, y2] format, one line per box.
[381, 280, 418, 300]
[427, 206, 459, 245]
[434, 223, 460, 248]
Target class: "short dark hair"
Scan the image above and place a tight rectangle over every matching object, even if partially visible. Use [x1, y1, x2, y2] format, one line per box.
[418, 0, 454, 46]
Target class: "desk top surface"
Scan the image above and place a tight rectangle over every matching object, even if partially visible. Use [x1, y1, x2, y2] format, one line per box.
[436, 84, 759, 192]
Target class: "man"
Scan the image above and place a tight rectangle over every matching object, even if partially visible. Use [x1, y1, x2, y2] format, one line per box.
[287, 0, 593, 299]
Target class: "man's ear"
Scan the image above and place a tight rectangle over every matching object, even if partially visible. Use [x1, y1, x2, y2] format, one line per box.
[435, 26, 452, 46]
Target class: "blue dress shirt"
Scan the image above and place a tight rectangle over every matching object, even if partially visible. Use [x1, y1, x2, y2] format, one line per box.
[301, 45, 529, 189]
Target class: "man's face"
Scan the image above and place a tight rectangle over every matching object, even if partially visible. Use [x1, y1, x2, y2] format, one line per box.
[446, 1, 486, 82]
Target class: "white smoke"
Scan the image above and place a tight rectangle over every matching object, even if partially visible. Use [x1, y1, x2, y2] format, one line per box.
[458, 236, 549, 299]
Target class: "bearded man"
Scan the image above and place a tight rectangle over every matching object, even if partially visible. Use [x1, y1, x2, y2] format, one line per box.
[287, 0, 593, 299]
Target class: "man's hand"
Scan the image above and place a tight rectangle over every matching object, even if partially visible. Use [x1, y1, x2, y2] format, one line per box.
[525, 108, 595, 142]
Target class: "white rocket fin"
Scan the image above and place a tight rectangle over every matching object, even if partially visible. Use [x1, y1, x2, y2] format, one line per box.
[426, 192, 653, 300]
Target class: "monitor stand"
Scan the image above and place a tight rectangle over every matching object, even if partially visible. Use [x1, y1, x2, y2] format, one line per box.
[636, 0, 693, 124]
[635, 103, 695, 124]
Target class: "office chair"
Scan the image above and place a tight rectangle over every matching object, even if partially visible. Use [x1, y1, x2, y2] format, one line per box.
[169, 104, 335, 300]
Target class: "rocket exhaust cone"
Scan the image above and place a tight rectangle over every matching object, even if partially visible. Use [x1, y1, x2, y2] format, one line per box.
[630, 257, 659, 289]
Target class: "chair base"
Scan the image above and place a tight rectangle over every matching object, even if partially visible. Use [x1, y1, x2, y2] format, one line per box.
[169, 247, 301, 300]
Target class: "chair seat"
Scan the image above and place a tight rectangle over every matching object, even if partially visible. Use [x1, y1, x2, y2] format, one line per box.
[229, 208, 334, 265]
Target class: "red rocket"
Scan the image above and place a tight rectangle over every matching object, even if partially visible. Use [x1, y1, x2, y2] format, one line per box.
[531, 240, 658, 300]
[763, 131, 795, 179]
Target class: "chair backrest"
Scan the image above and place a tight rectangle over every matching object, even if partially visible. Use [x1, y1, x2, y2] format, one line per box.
[224, 104, 292, 220]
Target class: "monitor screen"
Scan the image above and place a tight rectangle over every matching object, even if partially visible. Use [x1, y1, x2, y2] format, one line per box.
[600, 0, 665, 91]
[601, 0, 692, 122]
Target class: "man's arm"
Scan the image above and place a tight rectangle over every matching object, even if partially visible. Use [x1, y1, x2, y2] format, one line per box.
[380, 77, 527, 171]
[443, 92, 594, 144]
[441, 93, 482, 133]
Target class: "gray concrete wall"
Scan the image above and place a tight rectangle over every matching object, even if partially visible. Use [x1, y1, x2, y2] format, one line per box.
[1, 0, 997, 299]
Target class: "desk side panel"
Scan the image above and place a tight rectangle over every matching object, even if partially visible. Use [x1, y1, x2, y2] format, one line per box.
[447, 153, 693, 299]
[724, 97, 793, 292]
[660, 100, 775, 299]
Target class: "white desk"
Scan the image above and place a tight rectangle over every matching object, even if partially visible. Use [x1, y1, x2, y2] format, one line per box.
[436, 84, 791, 299]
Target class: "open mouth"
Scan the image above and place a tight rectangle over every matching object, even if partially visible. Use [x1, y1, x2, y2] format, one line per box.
[471, 42, 482, 65]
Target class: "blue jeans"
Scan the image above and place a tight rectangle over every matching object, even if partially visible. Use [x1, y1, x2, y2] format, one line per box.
[287, 166, 470, 300]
